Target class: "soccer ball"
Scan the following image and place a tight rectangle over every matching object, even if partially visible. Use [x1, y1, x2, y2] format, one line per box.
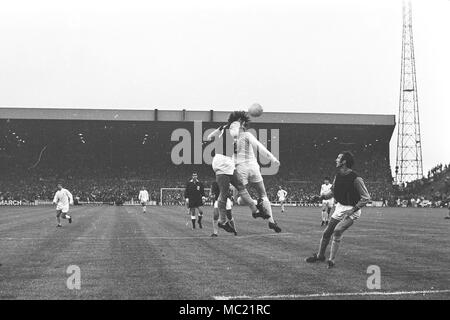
[248, 103, 263, 117]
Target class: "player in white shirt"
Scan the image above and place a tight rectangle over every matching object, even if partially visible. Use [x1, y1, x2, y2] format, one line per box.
[207, 120, 270, 233]
[53, 183, 74, 227]
[277, 186, 288, 213]
[319, 177, 334, 226]
[138, 187, 150, 213]
[228, 111, 282, 233]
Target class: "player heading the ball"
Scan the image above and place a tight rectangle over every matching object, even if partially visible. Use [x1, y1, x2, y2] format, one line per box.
[229, 110, 282, 233]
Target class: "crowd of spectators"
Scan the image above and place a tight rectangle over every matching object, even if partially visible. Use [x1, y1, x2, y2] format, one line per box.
[394, 162, 450, 208]
[1, 152, 395, 205]
[1, 119, 397, 205]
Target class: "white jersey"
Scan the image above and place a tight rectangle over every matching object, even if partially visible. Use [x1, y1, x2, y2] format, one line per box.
[139, 190, 149, 202]
[233, 132, 259, 167]
[277, 189, 287, 201]
[320, 183, 333, 196]
[53, 188, 73, 213]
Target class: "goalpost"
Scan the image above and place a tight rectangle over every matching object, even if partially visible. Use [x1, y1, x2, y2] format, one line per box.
[160, 188, 211, 206]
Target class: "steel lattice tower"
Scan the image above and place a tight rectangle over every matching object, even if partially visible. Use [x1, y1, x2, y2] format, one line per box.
[395, 0, 423, 184]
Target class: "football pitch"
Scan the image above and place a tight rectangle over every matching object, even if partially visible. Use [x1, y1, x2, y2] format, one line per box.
[0, 205, 449, 300]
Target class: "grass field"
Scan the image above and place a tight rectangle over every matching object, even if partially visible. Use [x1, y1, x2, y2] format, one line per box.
[0, 205, 449, 300]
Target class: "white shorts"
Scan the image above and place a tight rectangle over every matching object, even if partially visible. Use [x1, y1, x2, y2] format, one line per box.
[212, 154, 235, 175]
[331, 202, 361, 221]
[214, 199, 233, 210]
[141, 201, 148, 206]
[236, 162, 263, 185]
[322, 198, 335, 207]
[279, 198, 285, 203]
[56, 204, 69, 213]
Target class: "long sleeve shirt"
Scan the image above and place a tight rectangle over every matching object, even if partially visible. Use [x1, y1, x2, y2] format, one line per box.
[353, 177, 371, 210]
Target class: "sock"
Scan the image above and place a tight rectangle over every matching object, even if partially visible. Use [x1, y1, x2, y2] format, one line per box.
[217, 200, 228, 226]
[228, 218, 236, 232]
[213, 220, 218, 234]
[329, 239, 340, 262]
[237, 189, 258, 213]
[226, 210, 232, 221]
[262, 198, 275, 223]
[318, 235, 331, 258]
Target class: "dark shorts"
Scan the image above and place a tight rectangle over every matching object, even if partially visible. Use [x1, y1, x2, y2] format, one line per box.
[188, 200, 203, 208]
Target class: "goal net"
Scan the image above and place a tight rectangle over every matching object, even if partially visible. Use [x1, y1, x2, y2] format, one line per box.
[160, 188, 211, 206]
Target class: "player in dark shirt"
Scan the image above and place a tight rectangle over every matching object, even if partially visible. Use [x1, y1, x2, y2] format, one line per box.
[184, 172, 206, 229]
[306, 151, 371, 268]
[210, 181, 237, 237]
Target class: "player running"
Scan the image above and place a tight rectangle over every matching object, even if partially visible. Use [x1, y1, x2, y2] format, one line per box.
[305, 151, 371, 268]
[138, 186, 149, 213]
[184, 172, 206, 229]
[319, 177, 334, 226]
[210, 181, 237, 237]
[53, 183, 74, 227]
[277, 186, 287, 213]
[229, 111, 282, 233]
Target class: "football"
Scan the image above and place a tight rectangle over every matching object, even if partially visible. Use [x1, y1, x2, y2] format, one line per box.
[248, 103, 263, 117]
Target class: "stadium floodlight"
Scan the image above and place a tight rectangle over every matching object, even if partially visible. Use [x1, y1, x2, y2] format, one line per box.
[395, 0, 423, 184]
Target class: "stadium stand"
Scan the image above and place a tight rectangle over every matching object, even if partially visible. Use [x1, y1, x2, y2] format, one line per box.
[394, 163, 450, 208]
[1, 108, 395, 205]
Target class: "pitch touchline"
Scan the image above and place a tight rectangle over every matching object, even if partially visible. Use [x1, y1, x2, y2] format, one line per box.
[0, 232, 296, 241]
[213, 289, 450, 300]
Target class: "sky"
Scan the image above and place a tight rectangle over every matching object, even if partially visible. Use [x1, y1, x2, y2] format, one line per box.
[0, 0, 449, 175]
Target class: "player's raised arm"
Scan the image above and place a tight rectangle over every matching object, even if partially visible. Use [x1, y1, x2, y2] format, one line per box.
[207, 124, 228, 141]
[207, 127, 221, 141]
[246, 132, 280, 165]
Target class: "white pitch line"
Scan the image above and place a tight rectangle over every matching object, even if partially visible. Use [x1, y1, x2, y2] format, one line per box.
[0, 232, 296, 241]
[213, 289, 450, 300]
